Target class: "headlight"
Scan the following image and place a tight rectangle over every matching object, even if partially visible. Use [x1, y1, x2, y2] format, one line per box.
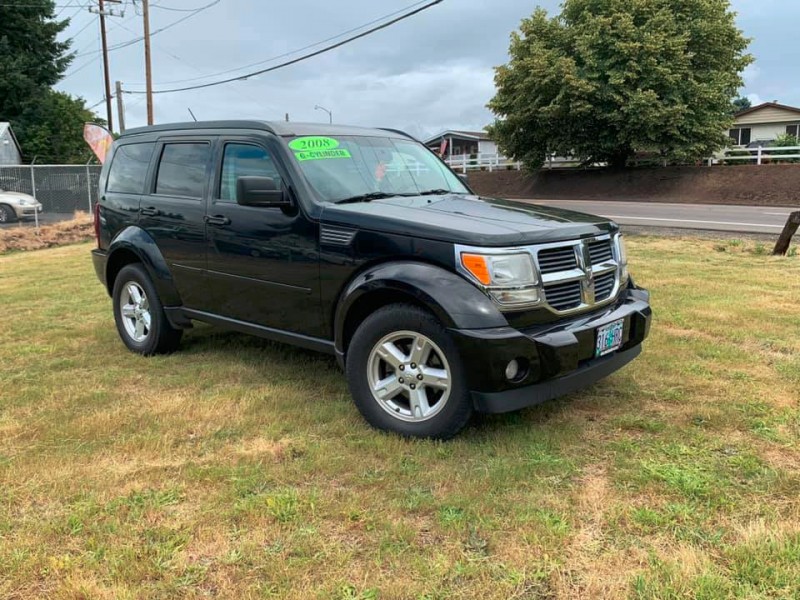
[17, 198, 32, 206]
[458, 250, 542, 309]
[615, 234, 629, 281]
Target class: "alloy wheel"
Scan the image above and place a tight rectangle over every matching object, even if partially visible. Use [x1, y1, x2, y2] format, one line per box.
[367, 330, 451, 422]
[119, 281, 151, 343]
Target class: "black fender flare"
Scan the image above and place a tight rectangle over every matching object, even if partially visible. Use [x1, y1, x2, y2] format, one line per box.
[334, 261, 507, 355]
[105, 226, 182, 307]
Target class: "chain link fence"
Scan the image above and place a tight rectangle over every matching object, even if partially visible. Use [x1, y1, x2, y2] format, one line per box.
[0, 165, 103, 218]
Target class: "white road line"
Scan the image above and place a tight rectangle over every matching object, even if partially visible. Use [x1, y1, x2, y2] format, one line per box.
[763, 211, 793, 216]
[604, 215, 783, 228]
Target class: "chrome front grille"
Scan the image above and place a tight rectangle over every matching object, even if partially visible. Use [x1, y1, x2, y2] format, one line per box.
[537, 246, 577, 274]
[594, 271, 616, 301]
[543, 280, 583, 311]
[588, 240, 613, 263]
[535, 234, 621, 315]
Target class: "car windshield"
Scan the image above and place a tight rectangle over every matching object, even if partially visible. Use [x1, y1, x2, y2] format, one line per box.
[286, 135, 469, 203]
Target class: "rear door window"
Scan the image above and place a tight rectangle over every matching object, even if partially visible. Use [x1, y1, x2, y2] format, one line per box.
[154, 142, 210, 198]
[107, 142, 154, 194]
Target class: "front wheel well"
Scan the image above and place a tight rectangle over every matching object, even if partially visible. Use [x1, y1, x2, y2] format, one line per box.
[341, 290, 435, 355]
[106, 248, 142, 295]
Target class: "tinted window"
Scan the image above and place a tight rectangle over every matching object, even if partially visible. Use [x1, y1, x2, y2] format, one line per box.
[219, 144, 282, 202]
[107, 143, 154, 194]
[786, 125, 799, 138]
[155, 143, 210, 198]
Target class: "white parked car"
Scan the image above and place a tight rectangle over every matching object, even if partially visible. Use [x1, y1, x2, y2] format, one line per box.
[0, 190, 43, 223]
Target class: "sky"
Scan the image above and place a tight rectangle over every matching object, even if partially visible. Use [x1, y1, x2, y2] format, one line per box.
[54, 0, 800, 140]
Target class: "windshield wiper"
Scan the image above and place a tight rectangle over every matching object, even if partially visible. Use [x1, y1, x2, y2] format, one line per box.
[417, 189, 453, 196]
[335, 192, 414, 205]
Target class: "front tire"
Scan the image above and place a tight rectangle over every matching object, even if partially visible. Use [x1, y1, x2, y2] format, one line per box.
[112, 263, 182, 356]
[346, 304, 473, 439]
[0, 204, 16, 223]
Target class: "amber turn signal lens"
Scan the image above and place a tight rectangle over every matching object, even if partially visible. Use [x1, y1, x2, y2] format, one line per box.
[461, 253, 491, 285]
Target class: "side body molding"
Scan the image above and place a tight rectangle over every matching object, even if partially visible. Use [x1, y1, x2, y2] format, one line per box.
[334, 261, 508, 354]
[106, 226, 183, 307]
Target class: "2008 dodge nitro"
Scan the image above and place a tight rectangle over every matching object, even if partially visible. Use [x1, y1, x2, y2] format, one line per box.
[92, 121, 651, 439]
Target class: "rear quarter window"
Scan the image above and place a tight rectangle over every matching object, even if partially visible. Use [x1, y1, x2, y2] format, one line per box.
[106, 142, 155, 194]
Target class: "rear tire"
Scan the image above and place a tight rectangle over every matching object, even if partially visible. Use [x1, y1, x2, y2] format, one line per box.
[346, 304, 473, 439]
[0, 204, 16, 223]
[112, 263, 182, 356]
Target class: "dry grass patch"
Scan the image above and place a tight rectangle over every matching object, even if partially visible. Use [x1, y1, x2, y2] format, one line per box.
[0, 211, 93, 254]
[0, 237, 798, 599]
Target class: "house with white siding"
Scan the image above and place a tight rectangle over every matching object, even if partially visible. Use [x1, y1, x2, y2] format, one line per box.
[729, 102, 800, 147]
[0, 122, 23, 165]
[424, 130, 497, 157]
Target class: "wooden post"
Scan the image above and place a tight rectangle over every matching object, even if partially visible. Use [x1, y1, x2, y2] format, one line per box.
[773, 211, 800, 255]
[98, 0, 114, 133]
[142, 0, 154, 125]
[115, 81, 125, 132]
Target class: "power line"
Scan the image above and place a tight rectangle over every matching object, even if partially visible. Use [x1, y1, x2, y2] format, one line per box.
[72, 0, 218, 57]
[124, 0, 443, 95]
[148, 1, 214, 11]
[129, 0, 431, 87]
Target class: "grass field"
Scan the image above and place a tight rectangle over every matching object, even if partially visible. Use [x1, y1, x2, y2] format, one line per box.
[0, 238, 798, 599]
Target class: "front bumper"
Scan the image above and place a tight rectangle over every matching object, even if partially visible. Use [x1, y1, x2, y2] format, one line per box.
[18, 204, 43, 218]
[450, 286, 651, 414]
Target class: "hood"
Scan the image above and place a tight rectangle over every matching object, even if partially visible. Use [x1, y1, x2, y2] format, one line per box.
[320, 194, 617, 246]
[0, 191, 37, 204]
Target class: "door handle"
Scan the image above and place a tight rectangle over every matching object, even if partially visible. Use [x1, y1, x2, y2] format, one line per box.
[204, 215, 231, 226]
[140, 206, 161, 216]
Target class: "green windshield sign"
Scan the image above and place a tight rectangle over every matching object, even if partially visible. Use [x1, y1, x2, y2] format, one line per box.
[288, 136, 340, 152]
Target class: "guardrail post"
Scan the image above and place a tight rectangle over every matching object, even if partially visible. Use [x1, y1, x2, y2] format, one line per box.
[757, 146, 762, 165]
[773, 211, 800, 255]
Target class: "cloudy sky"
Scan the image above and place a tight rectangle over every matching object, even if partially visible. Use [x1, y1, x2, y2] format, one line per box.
[55, 0, 798, 139]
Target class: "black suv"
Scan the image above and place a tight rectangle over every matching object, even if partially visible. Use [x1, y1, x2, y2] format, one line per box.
[92, 121, 651, 439]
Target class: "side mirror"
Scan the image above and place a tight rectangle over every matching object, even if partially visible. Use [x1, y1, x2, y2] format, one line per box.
[236, 176, 291, 207]
[458, 173, 469, 184]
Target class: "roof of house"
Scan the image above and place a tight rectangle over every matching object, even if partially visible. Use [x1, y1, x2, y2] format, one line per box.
[0, 122, 22, 154]
[734, 101, 800, 119]
[424, 129, 492, 143]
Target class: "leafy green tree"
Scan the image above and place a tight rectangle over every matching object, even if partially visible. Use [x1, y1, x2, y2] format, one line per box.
[488, 0, 753, 169]
[14, 91, 104, 163]
[1, 0, 104, 163]
[732, 96, 752, 113]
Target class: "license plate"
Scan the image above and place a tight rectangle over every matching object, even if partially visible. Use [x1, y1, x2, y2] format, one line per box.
[595, 318, 624, 357]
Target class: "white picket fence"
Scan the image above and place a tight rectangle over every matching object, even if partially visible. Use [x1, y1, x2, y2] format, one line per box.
[712, 145, 800, 165]
[445, 146, 800, 171]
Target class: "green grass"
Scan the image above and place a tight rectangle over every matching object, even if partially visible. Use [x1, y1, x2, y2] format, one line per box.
[0, 238, 798, 599]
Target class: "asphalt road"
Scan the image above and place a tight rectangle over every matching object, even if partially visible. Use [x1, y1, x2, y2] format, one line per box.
[524, 199, 794, 234]
[1, 203, 794, 236]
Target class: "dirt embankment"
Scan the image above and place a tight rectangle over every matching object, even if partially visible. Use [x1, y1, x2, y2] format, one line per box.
[467, 165, 800, 206]
[0, 212, 93, 254]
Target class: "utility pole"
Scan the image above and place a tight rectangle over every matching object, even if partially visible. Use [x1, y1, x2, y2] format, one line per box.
[115, 81, 126, 132]
[98, 0, 113, 132]
[142, 0, 154, 125]
[89, 0, 123, 133]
